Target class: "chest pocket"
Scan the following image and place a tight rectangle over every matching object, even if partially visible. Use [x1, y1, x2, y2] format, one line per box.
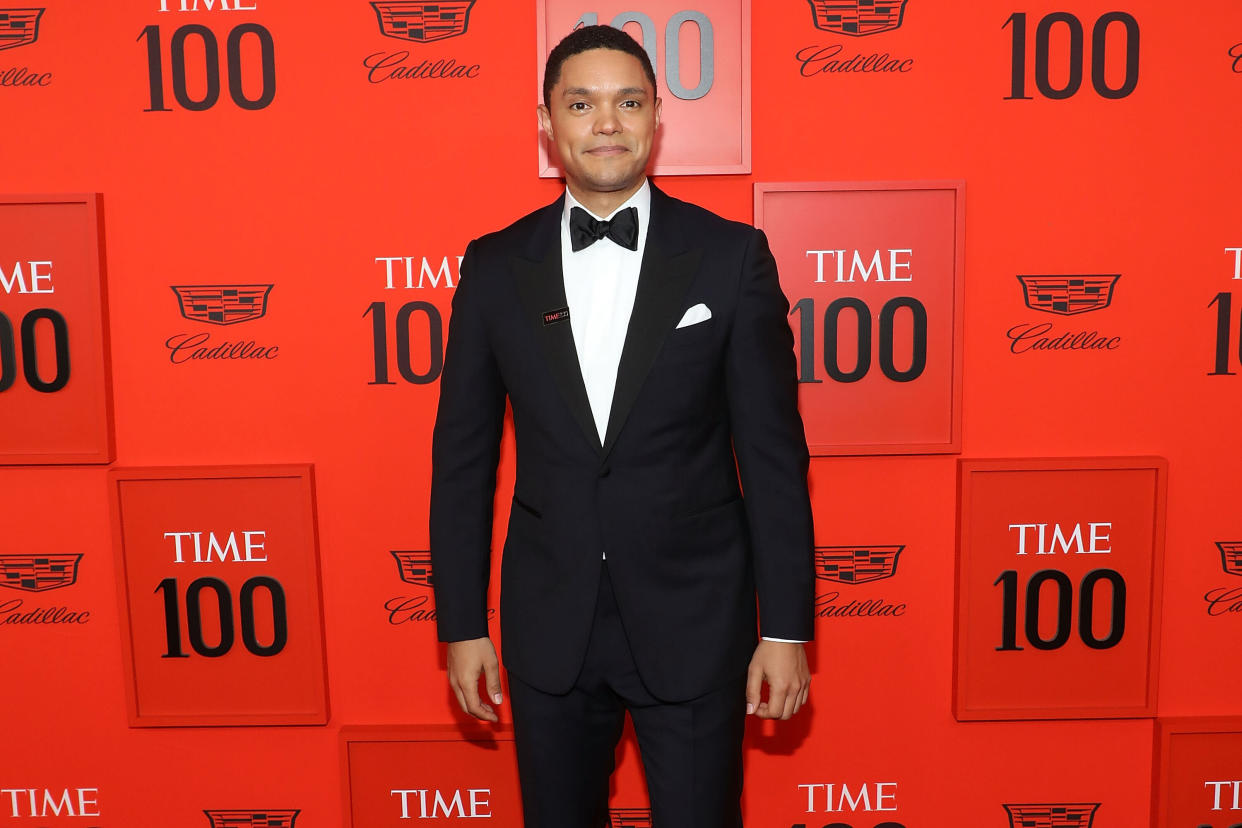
[662, 318, 715, 354]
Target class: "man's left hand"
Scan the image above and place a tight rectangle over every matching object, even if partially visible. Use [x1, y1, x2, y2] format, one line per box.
[745, 640, 810, 720]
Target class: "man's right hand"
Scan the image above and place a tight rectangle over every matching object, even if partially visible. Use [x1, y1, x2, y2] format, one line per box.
[446, 637, 503, 723]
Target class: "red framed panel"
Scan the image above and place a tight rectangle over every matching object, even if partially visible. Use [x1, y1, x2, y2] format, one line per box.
[110, 465, 329, 727]
[755, 181, 965, 455]
[0, 194, 113, 464]
[536, 0, 751, 176]
[341, 725, 522, 826]
[954, 458, 1167, 721]
[1154, 717, 1242, 828]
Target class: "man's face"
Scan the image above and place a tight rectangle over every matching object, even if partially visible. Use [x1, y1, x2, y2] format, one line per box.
[539, 48, 661, 201]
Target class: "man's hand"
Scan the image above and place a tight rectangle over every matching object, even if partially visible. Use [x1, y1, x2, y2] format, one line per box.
[447, 637, 502, 722]
[745, 640, 810, 720]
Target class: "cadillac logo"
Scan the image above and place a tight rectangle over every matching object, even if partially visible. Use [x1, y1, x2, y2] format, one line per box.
[814, 545, 903, 584]
[392, 550, 434, 588]
[1003, 803, 1099, 828]
[172, 284, 273, 326]
[0, 554, 82, 592]
[808, 0, 909, 36]
[204, 810, 300, 828]
[0, 8, 43, 51]
[609, 810, 653, 828]
[1218, 541, 1242, 576]
[372, 1, 475, 43]
[1017, 275, 1120, 316]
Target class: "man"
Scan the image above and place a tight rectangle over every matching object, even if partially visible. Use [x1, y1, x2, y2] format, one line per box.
[430, 24, 814, 827]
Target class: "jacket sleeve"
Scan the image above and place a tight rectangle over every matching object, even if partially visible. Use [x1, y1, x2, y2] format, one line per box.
[724, 227, 815, 642]
[429, 240, 508, 642]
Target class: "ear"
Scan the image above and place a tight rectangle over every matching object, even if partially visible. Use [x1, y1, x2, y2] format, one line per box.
[653, 96, 662, 130]
[537, 104, 553, 139]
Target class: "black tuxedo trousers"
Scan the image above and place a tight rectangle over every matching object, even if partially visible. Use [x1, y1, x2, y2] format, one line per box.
[429, 185, 815, 702]
[509, 563, 746, 828]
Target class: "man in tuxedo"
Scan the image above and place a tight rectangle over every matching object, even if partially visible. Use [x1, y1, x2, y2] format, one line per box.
[430, 24, 814, 827]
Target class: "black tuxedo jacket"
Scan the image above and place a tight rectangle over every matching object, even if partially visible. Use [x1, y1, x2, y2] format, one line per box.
[430, 184, 814, 702]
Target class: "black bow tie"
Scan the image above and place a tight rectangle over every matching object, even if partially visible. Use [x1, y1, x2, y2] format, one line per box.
[569, 205, 640, 252]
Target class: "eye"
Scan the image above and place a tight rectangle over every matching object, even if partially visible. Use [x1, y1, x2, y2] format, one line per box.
[569, 101, 589, 112]
[620, 100, 640, 109]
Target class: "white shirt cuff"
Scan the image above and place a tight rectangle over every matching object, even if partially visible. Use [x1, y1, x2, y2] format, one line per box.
[761, 636, 807, 643]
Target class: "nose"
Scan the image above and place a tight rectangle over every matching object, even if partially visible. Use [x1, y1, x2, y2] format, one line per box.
[594, 108, 622, 135]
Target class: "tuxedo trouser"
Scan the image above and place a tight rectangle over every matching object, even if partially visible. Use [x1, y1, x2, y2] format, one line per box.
[508, 563, 746, 828]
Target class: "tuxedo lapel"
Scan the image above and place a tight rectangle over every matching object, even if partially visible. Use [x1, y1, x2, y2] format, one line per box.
[510, 197, 603, 455]
[601, 187, 702, 458]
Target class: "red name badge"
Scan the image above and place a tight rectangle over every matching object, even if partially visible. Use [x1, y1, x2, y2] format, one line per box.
[341, 726, 522, 826]
[111, 466, 328, 726]
[755, 182, 964, 455]
[955, 458, 1167, 720]
[536, 0, 750, 175]
[1155, 718, 1242, 828]
[0, 194, 113, 464]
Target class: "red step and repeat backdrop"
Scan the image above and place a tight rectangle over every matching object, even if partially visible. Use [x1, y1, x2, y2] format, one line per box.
[3, 1, 1242, 826]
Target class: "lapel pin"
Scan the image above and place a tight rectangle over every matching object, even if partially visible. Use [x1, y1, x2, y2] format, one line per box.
[543, 307, 570, 326]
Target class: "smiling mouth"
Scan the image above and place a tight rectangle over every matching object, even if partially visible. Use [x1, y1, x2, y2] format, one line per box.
[586, 145, 629, 155]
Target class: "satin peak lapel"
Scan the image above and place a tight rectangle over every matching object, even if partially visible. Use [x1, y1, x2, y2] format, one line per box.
[602, 190, 702, 458]
[510, 198, 602, 454]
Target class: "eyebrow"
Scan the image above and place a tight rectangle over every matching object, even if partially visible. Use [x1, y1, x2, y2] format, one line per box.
[562, 86, 650, 98]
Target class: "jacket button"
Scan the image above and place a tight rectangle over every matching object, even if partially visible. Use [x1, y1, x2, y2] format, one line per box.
[599, 466, 611, 478]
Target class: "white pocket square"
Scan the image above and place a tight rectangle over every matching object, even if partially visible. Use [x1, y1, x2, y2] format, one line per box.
[676, 303, 712, 329]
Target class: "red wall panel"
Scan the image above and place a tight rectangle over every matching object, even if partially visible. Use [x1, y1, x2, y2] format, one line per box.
[3, 1, 1241, 825]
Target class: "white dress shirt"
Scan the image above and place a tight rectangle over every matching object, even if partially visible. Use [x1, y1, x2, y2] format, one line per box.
[559, 181, 802, 645]
[560, 180, 651, 443]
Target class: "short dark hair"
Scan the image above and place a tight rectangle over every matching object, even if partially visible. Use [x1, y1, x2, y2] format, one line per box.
[542, 24, 657, 108]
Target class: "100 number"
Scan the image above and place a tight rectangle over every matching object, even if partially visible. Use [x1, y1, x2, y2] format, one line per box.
[156, 576, 287, 658]
[575, 11, 714, 100]
[365, 300, 444, 385]
[0, 309, 70, 393]
[139, 23, 276, 111]
[1005, 12, 1139, 100]
[995, 568, 1126, 651]
[790, 297, 927, 384]
[1209, 292, 1241, 375]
